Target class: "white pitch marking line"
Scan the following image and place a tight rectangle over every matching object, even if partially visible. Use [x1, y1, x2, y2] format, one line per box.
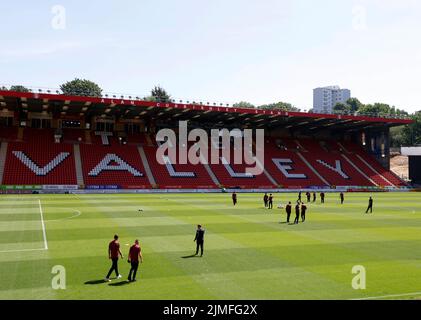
[49, 209, 82, 221]
[0, 248, 47, 254]
[351, 291, 421, 300]
[38, 199, 48, 250]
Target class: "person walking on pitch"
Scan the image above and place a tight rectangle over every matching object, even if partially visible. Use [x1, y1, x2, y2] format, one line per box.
[312, 192, 316, 203]
[365, 197, 373, 214]
[232, 192, 237, 206]
[340, 192, 344, 204]
[263, 193, 269, 208]
[127, 239, 143, 282]
[105, 234, 123, 281]
[320, 192, 325, 204]
[294, 202, 300, 224]
[268, 194, 274, 209]
[194, 225, 205, 256]
[306, 191, 311, 203]
[285, 201, 292, 223]
[301, 203, 307, 222]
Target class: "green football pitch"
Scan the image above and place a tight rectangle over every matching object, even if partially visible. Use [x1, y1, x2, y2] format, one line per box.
[0, 192, 420, 300]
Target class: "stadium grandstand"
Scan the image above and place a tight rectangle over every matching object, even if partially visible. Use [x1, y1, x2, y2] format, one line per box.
[0, 88, 414, 193]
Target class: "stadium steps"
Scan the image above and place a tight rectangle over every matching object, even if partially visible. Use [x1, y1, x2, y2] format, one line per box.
[296, 152, 330, 186]
[73, 144, 85, 186]
[138, 146, 158, 188]
[0, 142, 8, 183]
[337, 142, 351, 154]
[17, 127, 24, 141]
[85, 130, 91, 144]
[355, 154, 396, 187]
[341, 153, 378, 186]
[201, 159, 221, 188]
[146, 134, 154, 146]
[294, 140, 307, 152]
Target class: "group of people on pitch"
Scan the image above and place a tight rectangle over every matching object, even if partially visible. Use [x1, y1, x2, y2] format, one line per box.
[105, 235, 143, 282]
[284, 200, 308, 224]
[298, 191, 327, 204]
[105, 225, 206, 282]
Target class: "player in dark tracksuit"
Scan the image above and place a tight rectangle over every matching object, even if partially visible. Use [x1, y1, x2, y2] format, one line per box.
[285, 202, 292, 223]
[105, 235, 123, 281]
[312, 192, 316, 203]
[194, 225, 205, 256]
[306, 192, 311, 203]
[340, 192, 344, 204]
[320, 192, 325, 204]
[232, 192, 237, 206]
[301, 203, 307, 222]
[298, 191, 302, 202]
[263, 193, 269, 208]
[127, 239, 142, 282]
[268, 194, 273, 209]
[294, 202, 300, 224]
[365, 197, 373, 214]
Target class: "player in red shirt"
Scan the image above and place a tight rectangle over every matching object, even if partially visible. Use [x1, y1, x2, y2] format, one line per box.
[127, 239, 143, 282]
[105, 234, 123, 282]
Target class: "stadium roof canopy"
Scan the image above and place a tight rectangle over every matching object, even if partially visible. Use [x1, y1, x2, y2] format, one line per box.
[0, 90, 413, 133]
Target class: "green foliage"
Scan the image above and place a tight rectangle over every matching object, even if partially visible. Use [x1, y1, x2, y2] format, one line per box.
[258, 101, 300, 112]
[9, 85, 30, 93]
[402, 111, 421, 146]
[390, 126, 407, 147]
[346, 98, 363, 113]
[60, 78, 103, 97]
[233, 101, 255, 109]
[150, 86, 171, 103]
[358, 103, 408, 117]
[143, 95, 157, 102]
[333, 103, 351, 114]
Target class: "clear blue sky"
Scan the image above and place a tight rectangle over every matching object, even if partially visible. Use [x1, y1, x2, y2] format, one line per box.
[0, 0, 420, 112]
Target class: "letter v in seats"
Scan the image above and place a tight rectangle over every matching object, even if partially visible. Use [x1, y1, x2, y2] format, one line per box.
[12, 151, 70, 176]
[316, 159, 349, 179]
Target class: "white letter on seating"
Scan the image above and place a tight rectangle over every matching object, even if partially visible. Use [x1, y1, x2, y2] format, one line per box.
[13, 151, 70, 176]
[156, 129, 177, 165]
[88, 154, 143, 176]
[317, 160, 349, 179]
[272, 159, 306, 179]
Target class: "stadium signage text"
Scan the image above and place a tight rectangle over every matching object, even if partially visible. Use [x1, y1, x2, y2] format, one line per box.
[9, 146, 358, 182]
[156, 121, 265, 175]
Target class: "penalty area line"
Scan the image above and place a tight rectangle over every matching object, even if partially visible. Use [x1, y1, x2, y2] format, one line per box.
[351, 291, 421, 300]
[38, 199, 48, 250]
